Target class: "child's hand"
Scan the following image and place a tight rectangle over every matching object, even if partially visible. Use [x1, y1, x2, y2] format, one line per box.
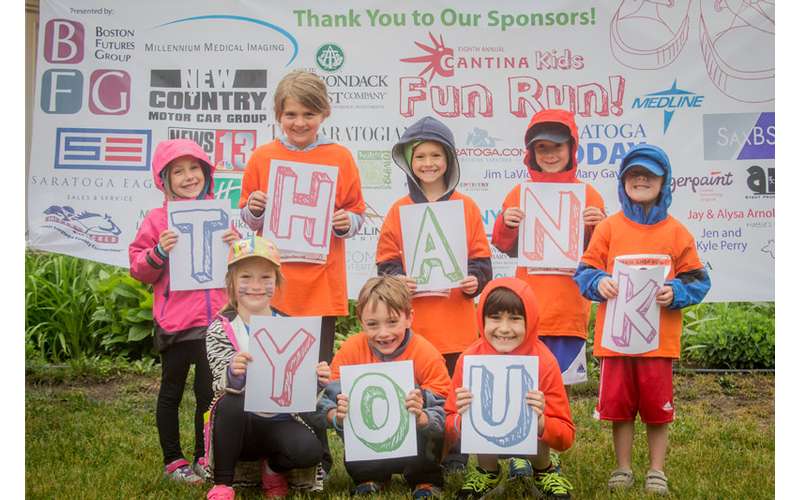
[158, 230, 178, 253]
[655, 285, 674, 306]
[221, 228, 240, 246]
[583, 206, 605, 226]
[401, 275, 418, 294]
[405, 389, 429, 428]
[247, 191, 267, 216]
[459, 275, 478, 295]
[230, 351, 253, 377]
[316, 361, 331, 386]
[336, 393, 349, 421]
[455, 387, 473, 415]
[526, 390, 546, 435]
[503, 207, 524, 228]
[598, 277, 619, 299]
[332, 209, 351, 233]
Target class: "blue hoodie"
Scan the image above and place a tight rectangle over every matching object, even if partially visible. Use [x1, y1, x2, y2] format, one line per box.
[573, 144, 710, 309]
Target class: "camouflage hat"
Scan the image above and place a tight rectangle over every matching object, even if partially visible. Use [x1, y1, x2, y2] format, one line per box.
[227, 235, 281, 268]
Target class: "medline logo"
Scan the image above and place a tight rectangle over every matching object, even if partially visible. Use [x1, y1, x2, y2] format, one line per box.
[316, 43, 344, 72]
[631, 80, 704, 133]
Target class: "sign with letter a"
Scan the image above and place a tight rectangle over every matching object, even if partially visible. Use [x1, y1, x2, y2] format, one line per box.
[399, 200, 468, 292]
[167, 199, 230, 291]
[461, 355, 539, 455]
[244, 316, 322, 413]
[263, 160, 339, 263]
[519, 183, 586, 274]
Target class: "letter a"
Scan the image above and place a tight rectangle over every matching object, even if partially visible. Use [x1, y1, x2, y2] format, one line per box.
[409, 207, 464, 285]
[252, 327, 316, 407]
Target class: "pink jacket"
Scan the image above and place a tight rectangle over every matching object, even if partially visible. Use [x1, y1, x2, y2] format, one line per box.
[128, 139, 228, 333]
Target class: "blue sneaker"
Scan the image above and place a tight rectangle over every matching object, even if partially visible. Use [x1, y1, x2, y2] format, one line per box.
[412, 483, 442, 498]
[352, 481, 384, 495]
[508, 457, 533, 480]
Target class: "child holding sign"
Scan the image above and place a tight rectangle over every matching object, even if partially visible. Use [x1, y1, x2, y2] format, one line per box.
[376, 115, 492, 376]
[574, 144, 710, 495]
[492, 109, 605, 386]
[318, 276, 451, 497]
[444, 277, 575, 500]
[129, 139, 238, 483]
[204, 236, 330, 499]
[239, 70, 366, 365]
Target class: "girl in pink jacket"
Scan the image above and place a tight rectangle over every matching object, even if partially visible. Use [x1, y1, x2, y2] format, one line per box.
[129, 139, 238, 483]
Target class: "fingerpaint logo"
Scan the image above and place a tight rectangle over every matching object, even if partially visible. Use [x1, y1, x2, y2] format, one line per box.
[631, 79, 704, 133]
[670, 171, 734, 194]
[54, 128, 151, 171]
[703, 112, 775, 160]
[42, 205, 122, 251]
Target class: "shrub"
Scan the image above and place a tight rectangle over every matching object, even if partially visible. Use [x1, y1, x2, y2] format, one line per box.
[682, 302, 775, 369]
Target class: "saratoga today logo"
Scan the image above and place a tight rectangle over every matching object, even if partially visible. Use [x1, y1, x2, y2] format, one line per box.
[316, 43, 345, 72]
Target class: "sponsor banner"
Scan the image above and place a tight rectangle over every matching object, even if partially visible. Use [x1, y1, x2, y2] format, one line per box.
[28, 0, 774, 301]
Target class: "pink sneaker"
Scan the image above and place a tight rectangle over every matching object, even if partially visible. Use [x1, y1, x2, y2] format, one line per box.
[261, 460, 289, 498]
[207, 484, 235, 500]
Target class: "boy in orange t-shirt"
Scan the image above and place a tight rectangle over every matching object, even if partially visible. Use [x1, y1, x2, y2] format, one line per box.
[574, 144, 710, 495]
[492, 109, 605, 386]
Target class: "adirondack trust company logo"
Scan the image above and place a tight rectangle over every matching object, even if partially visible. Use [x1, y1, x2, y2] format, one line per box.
[316, 43, 344, 72]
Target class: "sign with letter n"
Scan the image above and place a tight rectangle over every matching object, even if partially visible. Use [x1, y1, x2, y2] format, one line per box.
[399, 200, 468, 292]
[263, 160, 339, 262]
[341, 360, 417, 462]
[244, 315, 322, 413]
[461, 355, 539, 455]
[518, 182, 586, 274]
[167, 199, 230, 291]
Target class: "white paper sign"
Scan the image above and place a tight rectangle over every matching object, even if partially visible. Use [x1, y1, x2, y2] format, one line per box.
[519, 183, 586, 273]
[341, 360, 417, 462]
[167, 199, 230, 291]
[601, 258, 668, 355]
[461, 355, 539, 455]
[399, 200, 468, 292]
[244, 315, 321, 413]
[262, 160, 338, 263]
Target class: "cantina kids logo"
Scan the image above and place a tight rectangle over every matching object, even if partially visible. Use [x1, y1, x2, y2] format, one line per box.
[631, 79, 704, 133]
[42, 205, 122, 251]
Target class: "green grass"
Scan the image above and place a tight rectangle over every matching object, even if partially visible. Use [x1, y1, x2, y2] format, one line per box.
[26, 371, 774, 499]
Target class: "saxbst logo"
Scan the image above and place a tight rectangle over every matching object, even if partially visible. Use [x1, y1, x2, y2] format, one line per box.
[631, 80, 704, 133]
[167, 127, 256, 172]
[54, 128, 151, 171]
[703, 112, 775, 160]
[42, 205, 122, 251]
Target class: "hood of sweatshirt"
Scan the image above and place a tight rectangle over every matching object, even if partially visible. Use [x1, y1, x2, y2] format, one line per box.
[391, 116, 460, 202]
[151, 139, 215, 202]
[522, 109, 580, 184]
[617, 143, 673, 225]
[474, 277, 541, 356]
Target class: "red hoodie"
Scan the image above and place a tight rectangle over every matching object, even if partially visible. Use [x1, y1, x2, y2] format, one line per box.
[444, 278, 575, 453]
[491, 109, 605, 339]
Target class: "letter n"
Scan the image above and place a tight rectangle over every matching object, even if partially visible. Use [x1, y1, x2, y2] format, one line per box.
[268, 166, 335, 248]
[522, 187, 581, 262]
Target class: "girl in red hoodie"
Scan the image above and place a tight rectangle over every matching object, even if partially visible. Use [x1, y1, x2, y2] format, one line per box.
[444, 278, 575, 499]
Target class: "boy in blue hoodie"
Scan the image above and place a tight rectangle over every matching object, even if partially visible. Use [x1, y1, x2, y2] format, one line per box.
[573, 144, 710, 495]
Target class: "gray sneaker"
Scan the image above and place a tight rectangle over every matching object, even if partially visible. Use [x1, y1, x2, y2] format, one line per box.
[164, 458, 203, 484]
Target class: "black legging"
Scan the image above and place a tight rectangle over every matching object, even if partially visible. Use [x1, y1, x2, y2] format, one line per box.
[156, 338, 213, 465]
[212, 392, 323, 486]
[344, 430, 444, 488]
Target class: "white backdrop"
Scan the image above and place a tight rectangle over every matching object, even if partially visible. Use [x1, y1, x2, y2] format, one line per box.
[27, 0, 775, 302]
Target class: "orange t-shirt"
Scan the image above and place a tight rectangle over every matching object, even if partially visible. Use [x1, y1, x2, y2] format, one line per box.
[580, 212, 704, 358]
[240, 140, 366, 316]
[330, 331, 452, 398]
[375, 192, 491, 354]
[496, 182, 605, 339]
